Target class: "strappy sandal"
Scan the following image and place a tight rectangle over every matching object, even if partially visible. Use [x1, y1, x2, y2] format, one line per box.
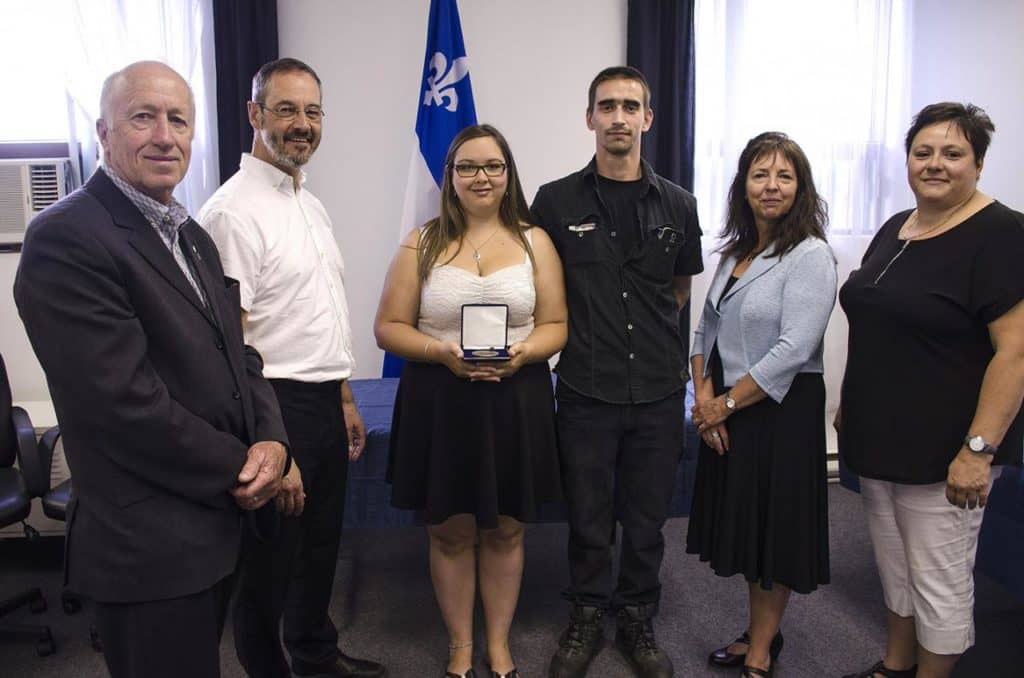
[445, 640, 476, 678]
[741, 664, 773, 678]
[841, 660, 917, 678]
[708, 629, 784, 667]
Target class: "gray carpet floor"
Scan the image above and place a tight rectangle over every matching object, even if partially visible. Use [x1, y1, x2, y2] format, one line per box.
[1, 486, 1019, 677]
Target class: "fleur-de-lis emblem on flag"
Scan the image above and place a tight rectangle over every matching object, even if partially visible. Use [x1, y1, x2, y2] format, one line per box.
[422, 52, 470, 112]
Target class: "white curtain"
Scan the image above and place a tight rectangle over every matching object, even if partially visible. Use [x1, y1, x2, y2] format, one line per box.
[64, 0, 220, 213]
[691, 0, 913, 422]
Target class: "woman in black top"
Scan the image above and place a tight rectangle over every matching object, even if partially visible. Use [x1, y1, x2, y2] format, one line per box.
[838, 103, 1024, 678]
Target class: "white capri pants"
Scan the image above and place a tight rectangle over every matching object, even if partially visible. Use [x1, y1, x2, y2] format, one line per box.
[860, 468, 1001, 655]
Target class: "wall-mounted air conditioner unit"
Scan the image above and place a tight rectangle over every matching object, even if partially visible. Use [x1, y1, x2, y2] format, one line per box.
[0, 158, 74, 244]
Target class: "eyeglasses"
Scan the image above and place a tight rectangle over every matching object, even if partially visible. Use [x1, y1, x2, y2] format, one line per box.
[452, 162, 507, 178]
[257, 103, 325, 122]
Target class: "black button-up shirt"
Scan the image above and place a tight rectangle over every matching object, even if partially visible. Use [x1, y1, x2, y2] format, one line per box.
[531, 157, 703, 404]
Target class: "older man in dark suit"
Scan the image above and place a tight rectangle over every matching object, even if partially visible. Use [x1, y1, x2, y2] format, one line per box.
[14, 61, 289, 678]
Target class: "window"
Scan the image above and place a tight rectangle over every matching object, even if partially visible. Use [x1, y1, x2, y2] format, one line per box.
[693, 0, 912, 237]
[0, 1, 71, 143]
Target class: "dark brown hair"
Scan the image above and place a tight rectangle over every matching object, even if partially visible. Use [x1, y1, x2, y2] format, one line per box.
[904, 102, 995, 166]
[720, 132, 827, 260]
[417, 124, 534, 282]
[587, 66, 651, 113]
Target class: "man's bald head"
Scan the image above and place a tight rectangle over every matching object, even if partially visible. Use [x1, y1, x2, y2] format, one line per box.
[100, 61, 195, 124]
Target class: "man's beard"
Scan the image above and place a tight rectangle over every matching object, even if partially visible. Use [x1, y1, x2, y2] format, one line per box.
[266, 130, 317, 169]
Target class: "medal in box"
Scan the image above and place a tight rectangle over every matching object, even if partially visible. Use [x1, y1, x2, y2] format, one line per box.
[461, 303, 510, 361]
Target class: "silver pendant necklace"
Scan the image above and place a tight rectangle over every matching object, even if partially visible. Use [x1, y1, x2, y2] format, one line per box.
[465, 227, 500, 271]
[873, 193, 975, 285]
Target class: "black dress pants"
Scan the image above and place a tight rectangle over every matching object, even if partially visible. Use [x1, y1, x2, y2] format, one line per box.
[556, 386, 685, 609]
[233, 379, 349, 677]
[95, 574, 235, 678]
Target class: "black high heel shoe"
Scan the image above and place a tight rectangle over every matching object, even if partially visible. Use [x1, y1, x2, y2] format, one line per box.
[840, 660, 917, 678]
[444, 669, 477, 678]
[707, 630, 783, 668]
[445, 640, 476, 678]
[741, 663, 774, 678]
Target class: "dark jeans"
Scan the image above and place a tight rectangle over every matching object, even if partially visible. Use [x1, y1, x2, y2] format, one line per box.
[233, 379, 349, 677]
[556, 386, 685, 609]
[95, 575, 234, 678]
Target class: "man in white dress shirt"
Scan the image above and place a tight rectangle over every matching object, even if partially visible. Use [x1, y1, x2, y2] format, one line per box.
[200, 58, 385, 678]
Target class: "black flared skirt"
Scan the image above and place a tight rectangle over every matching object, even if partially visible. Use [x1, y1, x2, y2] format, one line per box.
[386, 361, 561, 528]
[686, 350, 830, 593]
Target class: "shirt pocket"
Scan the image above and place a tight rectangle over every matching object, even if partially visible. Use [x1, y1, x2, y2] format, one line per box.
[642, 223, 685, 280]
[561, 214, 602, 265]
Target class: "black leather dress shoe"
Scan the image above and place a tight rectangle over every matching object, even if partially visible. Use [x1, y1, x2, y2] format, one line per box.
[707, 630, 783, 668]
[293, 650, 387, 677]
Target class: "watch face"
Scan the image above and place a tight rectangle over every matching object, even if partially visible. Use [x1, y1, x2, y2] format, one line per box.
[968, 436, 984, 452]
[725, 396, 736, 410]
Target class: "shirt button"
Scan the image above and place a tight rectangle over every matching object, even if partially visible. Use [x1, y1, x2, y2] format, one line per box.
[215, 339, 224, 350]
[232, 390, 240, 400]
[611, 230, 617, 237]
[578, 232, 584, 238]
[665, 247, 670, 252]
[622, 292, 628, 299]
[629, 353, 635, 360]
[627, 324, 633, 330]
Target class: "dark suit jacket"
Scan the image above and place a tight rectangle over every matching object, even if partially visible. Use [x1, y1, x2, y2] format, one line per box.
[14, 170, 288, 603]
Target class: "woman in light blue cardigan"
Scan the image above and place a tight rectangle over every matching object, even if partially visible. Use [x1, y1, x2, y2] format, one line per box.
[687, 132, 837, 678]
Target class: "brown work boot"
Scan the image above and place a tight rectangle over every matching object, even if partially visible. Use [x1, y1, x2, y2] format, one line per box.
[614, 604, 673, 678]
[548, 604, 605, 678]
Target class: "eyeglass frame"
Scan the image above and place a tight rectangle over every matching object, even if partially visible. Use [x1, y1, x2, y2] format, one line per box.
[451, 162, 508, 178]
[255, 102, 326, 122]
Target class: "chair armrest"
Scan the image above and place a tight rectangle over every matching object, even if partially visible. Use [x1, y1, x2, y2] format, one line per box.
[11, 406, 50, 498]
[38, 426, 61, 474]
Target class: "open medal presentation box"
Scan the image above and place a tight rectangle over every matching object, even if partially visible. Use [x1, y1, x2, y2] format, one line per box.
[461, 304, 510, 361]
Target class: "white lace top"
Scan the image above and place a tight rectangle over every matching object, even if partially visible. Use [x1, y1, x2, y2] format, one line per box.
[419, 230, 536, 345]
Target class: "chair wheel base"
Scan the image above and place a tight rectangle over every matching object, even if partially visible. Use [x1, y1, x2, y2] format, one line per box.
[61, 592, 81, 615]
[37, 634, 55, 657]
[90, 626, 103, 653]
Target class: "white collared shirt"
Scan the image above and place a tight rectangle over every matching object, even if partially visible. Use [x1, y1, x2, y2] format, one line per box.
[199, 154, 355, 381]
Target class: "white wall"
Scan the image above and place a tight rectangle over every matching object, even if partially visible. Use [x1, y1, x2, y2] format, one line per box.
[278, 0, 627, 377]
[910, 0, 1024, 209]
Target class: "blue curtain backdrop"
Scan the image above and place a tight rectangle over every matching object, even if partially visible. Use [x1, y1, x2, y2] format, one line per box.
[627, 0, 697, 367]
[212, 0, 279, 185]
[627, 0, 696, 191]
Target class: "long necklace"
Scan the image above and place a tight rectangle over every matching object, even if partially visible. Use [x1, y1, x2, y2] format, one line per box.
[465, 227, 500, 272]
[872, 193, 975, 285]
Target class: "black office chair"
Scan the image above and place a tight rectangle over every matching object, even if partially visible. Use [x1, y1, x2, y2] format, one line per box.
[9, 377, 102, 653]
[0, 354, 56, 656]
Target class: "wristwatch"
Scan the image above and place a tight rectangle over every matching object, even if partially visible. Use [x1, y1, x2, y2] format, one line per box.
[964, 434, 997, 455]
[724, 392, 737, 413]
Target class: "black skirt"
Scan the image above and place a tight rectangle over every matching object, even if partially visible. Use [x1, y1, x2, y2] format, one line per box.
[386, 360, 561, 528]
[685, 350, 830, 593]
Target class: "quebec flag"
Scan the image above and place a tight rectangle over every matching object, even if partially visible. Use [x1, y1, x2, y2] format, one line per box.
[383, 0, 477, 377]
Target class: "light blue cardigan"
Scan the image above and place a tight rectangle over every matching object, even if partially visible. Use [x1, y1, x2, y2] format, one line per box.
[691, 237, 837, 403]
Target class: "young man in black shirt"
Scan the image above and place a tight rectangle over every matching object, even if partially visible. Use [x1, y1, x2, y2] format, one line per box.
[531, 66, 703, 678]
